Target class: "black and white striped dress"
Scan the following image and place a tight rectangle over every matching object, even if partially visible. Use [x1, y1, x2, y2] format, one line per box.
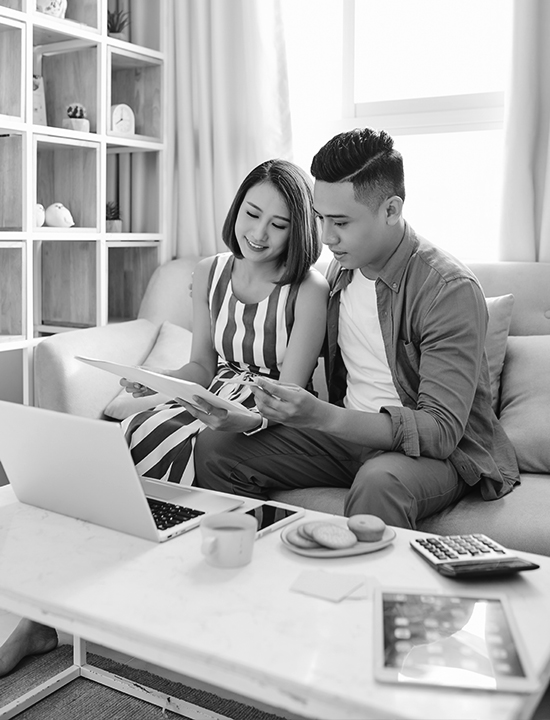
[122, 253, 299, 484]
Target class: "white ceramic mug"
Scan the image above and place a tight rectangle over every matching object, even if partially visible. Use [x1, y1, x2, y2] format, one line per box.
[200, 513, 257, 568]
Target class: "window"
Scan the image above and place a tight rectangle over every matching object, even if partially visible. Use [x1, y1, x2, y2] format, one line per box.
[282, 0, 513, 262]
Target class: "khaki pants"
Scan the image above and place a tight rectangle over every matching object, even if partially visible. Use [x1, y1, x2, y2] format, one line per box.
[194, 425, 470, 530]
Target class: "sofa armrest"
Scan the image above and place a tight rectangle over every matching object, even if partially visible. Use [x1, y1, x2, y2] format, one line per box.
[34, 319, 160, 418]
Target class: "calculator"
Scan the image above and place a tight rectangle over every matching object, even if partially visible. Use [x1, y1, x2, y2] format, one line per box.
[410, 533, 540, 578]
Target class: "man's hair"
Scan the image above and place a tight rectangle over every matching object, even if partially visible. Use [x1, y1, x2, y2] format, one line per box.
[222, 159, 321, 286]
[310, 128, 405, 209]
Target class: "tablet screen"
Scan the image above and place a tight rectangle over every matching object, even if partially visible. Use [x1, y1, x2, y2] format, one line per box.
[374, 590, 536, 692]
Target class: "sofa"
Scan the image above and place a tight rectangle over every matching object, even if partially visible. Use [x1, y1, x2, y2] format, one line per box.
[34, 257, 550, 556]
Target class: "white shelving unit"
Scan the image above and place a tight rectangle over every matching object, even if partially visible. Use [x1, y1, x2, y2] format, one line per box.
[0, 0, 166, 404]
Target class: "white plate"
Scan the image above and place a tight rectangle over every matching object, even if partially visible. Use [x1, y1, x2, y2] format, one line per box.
[280, 518, 397, 558]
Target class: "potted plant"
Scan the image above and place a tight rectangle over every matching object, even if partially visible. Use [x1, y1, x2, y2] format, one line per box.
[62, 103, 90, 132]
[106, 201, 123, 233]
[107, 9, 130, 40]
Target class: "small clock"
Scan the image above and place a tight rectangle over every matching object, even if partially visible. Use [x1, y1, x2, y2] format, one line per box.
[110, 103, 135, 136]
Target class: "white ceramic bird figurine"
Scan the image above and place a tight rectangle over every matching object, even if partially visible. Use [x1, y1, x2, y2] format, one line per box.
[35, 203, 45, 227]
[45, 203, 75, 228]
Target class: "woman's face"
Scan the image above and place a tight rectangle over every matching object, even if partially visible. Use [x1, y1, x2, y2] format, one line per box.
[234, 182, 291, 265]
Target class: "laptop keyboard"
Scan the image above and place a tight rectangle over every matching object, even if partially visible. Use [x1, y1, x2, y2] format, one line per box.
[147, 498, 205, 530]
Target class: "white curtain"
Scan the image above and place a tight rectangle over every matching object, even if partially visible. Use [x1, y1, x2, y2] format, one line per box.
[163, 0, 292, 259]
[500, 0, 550, 261]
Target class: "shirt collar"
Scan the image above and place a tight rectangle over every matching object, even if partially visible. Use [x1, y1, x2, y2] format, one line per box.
[328, 221, 418, 295]
[376, 222, 418, 292]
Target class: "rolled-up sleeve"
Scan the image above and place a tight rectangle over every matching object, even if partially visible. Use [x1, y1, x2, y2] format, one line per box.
[379, 275, 488, 460]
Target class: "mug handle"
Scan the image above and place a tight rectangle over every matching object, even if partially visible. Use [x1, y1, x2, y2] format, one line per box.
[201, 536, 217, 556]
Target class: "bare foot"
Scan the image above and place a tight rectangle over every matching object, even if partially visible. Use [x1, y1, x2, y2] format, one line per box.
[0, 619, 58, 677]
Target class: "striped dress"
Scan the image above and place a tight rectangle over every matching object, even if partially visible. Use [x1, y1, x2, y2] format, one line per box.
[122, 253, 300, 484]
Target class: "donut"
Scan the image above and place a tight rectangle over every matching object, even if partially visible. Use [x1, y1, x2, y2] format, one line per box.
[347, 514, 386, 542]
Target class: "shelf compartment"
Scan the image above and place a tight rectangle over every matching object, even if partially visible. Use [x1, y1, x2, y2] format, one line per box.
[36, 136, 99, 229]
[107, 0, 161, 52]
[34, 0, 99, 34]
[108, 245, 158, 322]
[63, 0, 99, 30]
[0, 245, 23, 337]
[106, 147, 160, 233]
[39, 240, 96, 327]
[109, 47, 161, 139]
[0, 18, 23, 119]
[35, 40, 99, 133]
[0, 131, 23, 231]
[0, 1, 22, 13]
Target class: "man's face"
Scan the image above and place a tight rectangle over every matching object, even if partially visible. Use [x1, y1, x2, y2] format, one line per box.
[313, 180, 392, 276]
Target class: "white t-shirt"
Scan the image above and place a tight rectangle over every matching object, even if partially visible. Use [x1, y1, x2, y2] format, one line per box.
[338, 269, 402, 412]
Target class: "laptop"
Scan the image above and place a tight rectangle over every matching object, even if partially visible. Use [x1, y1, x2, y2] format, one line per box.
[0, 401, 243, 542]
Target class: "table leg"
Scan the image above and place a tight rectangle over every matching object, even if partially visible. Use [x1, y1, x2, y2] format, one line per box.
[1, 634, 237, 720]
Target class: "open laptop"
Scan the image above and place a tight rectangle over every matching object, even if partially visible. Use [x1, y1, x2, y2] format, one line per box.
[0, 401, 243, 542]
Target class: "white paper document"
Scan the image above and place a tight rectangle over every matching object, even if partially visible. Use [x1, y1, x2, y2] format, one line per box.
[75, 356, 250, 414]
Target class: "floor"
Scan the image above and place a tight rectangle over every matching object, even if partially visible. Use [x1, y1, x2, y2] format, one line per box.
[0, 607, 304, 719]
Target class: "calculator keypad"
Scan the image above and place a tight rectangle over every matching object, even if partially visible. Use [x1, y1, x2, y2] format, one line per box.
[411, 533, 511, 565]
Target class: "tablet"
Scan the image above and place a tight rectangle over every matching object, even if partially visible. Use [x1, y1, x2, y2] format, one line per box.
[373, 588, 538, 692]
[75, 356, 250, 415]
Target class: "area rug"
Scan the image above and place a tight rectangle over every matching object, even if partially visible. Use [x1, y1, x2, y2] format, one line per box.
[0, 645, 292, 720]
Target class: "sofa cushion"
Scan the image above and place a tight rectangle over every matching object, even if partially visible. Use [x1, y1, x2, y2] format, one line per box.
[499, 335, 550, 473]
[417, 475, 550, 556]
[485, 294, 514, 412]
[104, 321, 193, 420]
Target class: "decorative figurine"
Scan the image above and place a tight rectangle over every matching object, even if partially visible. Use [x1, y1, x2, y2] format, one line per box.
[45, 203, 75, 228]
[35, 203, 46, 227]
[36, 0, 67, 18]
[63, 103, 90, 132]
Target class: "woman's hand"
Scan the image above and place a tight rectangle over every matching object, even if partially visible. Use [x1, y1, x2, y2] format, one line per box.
[119, 377, 157, 398]
[175, 396, 264, 433]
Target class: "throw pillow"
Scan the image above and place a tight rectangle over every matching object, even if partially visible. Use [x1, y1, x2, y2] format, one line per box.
[485, 294, 515, 412]
[499, 335, 550, 474]
[104, 321, 193, 420]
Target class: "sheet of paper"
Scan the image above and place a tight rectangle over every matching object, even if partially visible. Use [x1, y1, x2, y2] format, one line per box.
[290, 570, 373, 603]
[75, 356, 250, 415]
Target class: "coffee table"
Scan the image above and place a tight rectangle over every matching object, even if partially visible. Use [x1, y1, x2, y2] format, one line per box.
[0, 484, 549, 720]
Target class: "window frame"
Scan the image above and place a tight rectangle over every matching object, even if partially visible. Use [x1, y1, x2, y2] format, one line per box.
[341, 0, 505, 136]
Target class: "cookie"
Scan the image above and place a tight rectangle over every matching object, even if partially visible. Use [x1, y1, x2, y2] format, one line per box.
[309, 523, 358, 550]
[297, 521, 329, 540]
[347, 514, 386, 542]
[286, 528, 322, 549]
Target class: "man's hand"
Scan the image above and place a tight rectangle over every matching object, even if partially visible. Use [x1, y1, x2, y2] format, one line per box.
[252, 378, 324, 429]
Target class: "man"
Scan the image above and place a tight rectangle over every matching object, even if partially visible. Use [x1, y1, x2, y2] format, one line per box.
[194, 127, 519, 527]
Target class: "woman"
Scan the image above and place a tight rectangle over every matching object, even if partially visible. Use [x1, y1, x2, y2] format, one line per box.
[121, 159, 328, 484]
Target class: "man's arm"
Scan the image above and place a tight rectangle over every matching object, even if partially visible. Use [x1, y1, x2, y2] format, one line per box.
[253, 277, 488, 460]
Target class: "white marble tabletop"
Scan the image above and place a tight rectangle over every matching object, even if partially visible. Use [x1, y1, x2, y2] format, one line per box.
[0, 484, 549, 720]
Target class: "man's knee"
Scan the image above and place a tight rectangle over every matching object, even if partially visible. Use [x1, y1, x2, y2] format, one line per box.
[344, 454, 416, 527]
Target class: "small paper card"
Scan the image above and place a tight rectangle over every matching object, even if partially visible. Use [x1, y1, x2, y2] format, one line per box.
[290, 570, 372, 603]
